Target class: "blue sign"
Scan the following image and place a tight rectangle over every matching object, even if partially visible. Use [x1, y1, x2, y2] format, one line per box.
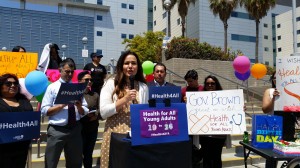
[54, 83, 86, 104]
[0, 111, 41, 144]
[148, 86, 181, 103]
[130, 103, 189, 146]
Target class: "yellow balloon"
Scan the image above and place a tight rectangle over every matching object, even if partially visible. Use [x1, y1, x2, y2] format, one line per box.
[251, 63, 267, 79]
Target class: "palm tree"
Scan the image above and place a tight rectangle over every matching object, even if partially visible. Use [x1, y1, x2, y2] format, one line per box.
[162, 0, 177, 37]
[240, 0, 276, 63]
[209, 0, 238, 55]
[177, 0, 196, 37]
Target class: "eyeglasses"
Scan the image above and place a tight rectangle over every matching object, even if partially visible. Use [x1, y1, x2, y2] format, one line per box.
[205, 82, 216, 86]
[83, 78, 93, 83]
[64, 70, 74, 74]
[4, 81, 19, 87]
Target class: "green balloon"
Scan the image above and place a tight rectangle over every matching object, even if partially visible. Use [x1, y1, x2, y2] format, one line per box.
[36, 92, 45, 102]
[142, 61, 154, 75]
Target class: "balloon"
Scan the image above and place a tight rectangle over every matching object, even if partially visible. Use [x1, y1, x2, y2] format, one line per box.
[19, 78, 33, 100]
[251, 63, 267, 79]
[233, 56, 251, 74]
[142, 61, 154, 75]
[234, 70, 250, 81]
[35, 81, 52, 102]
[25, 71, 48, 96]
[145, 74, 154, 82]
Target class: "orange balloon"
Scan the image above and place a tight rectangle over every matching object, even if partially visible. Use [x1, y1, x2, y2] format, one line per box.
[250, 63, 267, 79]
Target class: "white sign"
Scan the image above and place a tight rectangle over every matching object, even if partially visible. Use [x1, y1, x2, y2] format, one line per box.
[186, 89, 246, 135]
[275, 56, 300, 111]
[82, 49, 88, 58]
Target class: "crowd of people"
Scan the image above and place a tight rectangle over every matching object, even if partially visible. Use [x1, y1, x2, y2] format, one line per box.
[0, 45, 268, 168]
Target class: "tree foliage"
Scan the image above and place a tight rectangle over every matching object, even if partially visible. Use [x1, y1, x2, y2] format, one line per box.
[122, 31, 165, 62]
[165, 37, 242, 61]
[177, 0, 196, 37]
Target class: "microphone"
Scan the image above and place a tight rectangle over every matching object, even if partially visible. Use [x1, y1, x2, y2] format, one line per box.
[129, 75, 136, 104]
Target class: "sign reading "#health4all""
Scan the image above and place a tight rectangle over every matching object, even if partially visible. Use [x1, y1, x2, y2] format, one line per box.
[131, 103, 188, 146]
[54, 83, 86, 104]
[148, 86, 181, 103]
[0, 111, 41, 144]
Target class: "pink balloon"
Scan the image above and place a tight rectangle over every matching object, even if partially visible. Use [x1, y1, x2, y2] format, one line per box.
[233, 56, 250, 74]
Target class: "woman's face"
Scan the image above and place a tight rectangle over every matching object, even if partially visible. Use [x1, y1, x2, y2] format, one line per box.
[123, 54, 138, 78]
[1, 77, 19, 98]
[205, 78, 216, 91]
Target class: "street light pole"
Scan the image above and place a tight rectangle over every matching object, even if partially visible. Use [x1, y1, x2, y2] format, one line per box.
[292, 0, 299, 55]
[82, 36, 88, 66]
[1, 47, 7, 51]
[164, 0, 171, 37]
[61, 44, 67, 60]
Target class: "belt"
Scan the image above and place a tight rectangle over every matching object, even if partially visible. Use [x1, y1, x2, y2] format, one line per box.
[49, 121, 81, 130]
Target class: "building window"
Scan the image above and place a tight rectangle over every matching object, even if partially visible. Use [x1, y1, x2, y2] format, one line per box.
[96, 49, 102, 54]
[231, 11, 254, 20]
[297, 43, 300, 48]
[97, 31, 102, 36]
[129, 19, 134, 25]
[273, 49, 276, 52]
[97, 0, 103, 5]
[277, 36, 281, 40]
[177, 18, 181, 25]
[297, 30, 300, 34]
[277, 24, 281, 28]
[154, 20, 156, 26]
[162, 28, 166, 34]
[278, 47, 282, 52]
[121, 34, 127, 39]
[231, 34, 256, 43]
[154, 6, 156, 11]
[163, 12, 167, 19]
[97, 15, 103, 21]
[264, 23, 268, 28]
[265, 61, 269, 66]
[129, 34, 134, 39]
[264, 47, 269, 51]
[121, 18, 127, 24]
[121, 3, 127, 9]
[297, 17, 300, 22]
[129, 4, 134, 10]
[264, 35, 268, 39]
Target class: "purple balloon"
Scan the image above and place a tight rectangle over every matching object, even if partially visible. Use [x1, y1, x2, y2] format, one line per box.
[235, 70, 250, 81]
[233, 56, 251, 74]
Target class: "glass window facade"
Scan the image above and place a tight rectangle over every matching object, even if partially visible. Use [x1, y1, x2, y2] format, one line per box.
[231, 11, 254, 20]
[231, 34, 256, 43]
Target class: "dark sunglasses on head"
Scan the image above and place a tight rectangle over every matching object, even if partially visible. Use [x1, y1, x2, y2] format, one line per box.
[4, 81, 19, 87]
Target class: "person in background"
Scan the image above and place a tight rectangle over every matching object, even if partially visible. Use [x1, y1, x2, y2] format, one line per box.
[41, 59, 89, 168]
[99, 51, 148, 168]
[77, 71, 101, 168]
[200, 75, 226, 168]
[181, 69, 204, 102]
[12, 46, 26, 52]
[83, 52, 107, 94]
[48, 43, 62, 69]
[262, 72, 279, 114]
[147, 62, 175, 87]
[0, 73, 33, 168]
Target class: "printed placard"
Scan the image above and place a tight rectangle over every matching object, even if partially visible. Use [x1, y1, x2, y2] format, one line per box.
[131, 103, 189, 146]
[0, 111, 41, 144]
[275, 56, 300, 111]
[0, 51, 38, 78]
[148, 86, 181, 103]
[54, 83, 86, 104]
[186, 89, 246, 135]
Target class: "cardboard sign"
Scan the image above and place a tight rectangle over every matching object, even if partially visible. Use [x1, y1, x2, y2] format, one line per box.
[130, 103, 189, 146]
[0, 111, 41, 144]
[0, 51, 38, 78]
[148, 86, 181, 103]
[54, 83, 86, 104]
[186, 89, 246, 135]
[46, 69, 85, 83]
[275, 56, 300, 111]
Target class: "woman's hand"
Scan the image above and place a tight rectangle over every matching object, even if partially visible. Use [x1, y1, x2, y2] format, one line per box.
[125, 89, 137, 103]
[272, 88, 280, 98]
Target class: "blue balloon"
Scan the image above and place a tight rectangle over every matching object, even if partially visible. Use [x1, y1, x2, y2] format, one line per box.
[25, 71, 48, 96]
[235, 70, 250, 81]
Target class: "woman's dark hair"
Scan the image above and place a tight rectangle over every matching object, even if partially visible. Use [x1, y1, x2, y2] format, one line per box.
[114, 50, 146, 98]
[270, 71, 276, 88]
[12, 46, 26, 52]
[0, 73, 26, 99]
[184, 70, 198, 80]
[203, 75, 223, 91]
[49, 43, 62, 68]
[77, 71, 90, 81]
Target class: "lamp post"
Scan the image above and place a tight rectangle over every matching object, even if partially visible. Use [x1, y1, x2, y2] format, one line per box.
[164, 0, 171, 37]
[61, 44, 67, 60]
[1, 47, 7, 51]
[82, 36, 88, 66]
[292, 0, 299, 55]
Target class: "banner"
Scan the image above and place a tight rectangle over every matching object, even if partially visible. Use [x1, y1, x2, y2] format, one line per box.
[186, 89, 246, 135]
[148, 86, 181, 103]
[275, 56, 300, 111]
[46, 69, 85, 83]
[130, 103, 189, 146]
[0, 111, 41, 144]
[54, 83, 86, 104]
[0, 51, 38, 78]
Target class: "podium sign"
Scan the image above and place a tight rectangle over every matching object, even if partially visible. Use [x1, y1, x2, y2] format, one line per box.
[131, 103, 189, 146]
[148, 86, 181, 103]
[0, 111, 41, 144]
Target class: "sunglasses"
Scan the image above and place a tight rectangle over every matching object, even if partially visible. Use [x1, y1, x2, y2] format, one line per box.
[83, 78, 93, 83]
[205, 82, 216, 86]
[4, 81, 19, 87]
[64, 70, 74, 74]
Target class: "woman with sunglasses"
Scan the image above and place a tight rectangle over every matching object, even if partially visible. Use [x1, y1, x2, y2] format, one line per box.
[0, 73, 33, 168]
[200, 75, 226, 168]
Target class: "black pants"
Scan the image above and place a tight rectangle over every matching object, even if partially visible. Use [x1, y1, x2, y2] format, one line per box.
[0, 147, 29, 168]
[82, 127, 98, 168]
